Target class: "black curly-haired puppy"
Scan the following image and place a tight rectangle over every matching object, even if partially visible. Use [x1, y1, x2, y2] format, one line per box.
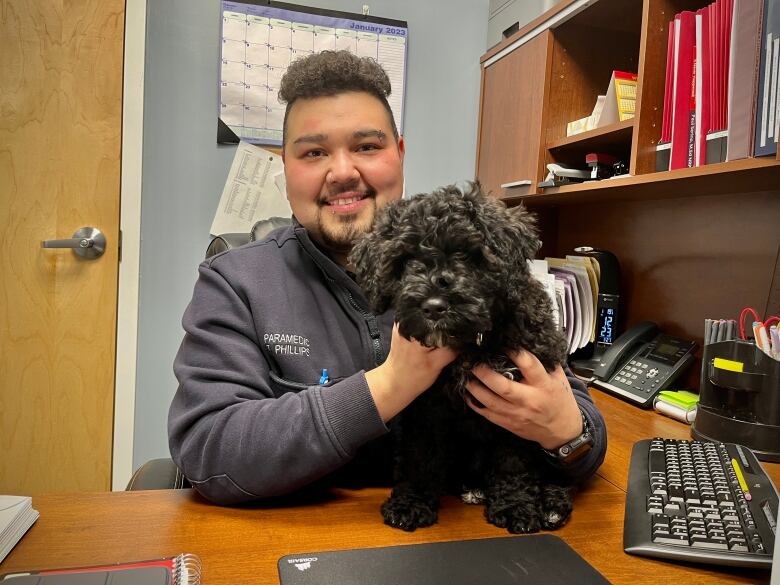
[350, 182, 573, 534]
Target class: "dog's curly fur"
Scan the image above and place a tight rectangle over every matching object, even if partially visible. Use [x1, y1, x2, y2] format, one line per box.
[350, 182, 574, 534]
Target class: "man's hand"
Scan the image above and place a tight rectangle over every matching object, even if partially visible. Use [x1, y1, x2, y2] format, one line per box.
[465, 349, 583, 450]
[366, 324, 458, 422]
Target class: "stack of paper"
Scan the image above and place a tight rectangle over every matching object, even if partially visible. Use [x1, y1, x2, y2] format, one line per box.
[566, 95, 606, 136]
[530, 256, 601, 355]
[0, 495, 39, 563]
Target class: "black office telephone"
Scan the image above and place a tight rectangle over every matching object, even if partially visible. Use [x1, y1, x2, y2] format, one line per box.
[590, 321, 697, 408]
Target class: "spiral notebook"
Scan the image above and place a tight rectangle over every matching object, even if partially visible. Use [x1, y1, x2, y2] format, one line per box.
[278, 535, 609, 585]
[0, 553, 201, 584]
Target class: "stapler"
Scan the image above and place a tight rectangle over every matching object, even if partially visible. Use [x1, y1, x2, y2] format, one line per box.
[585, 153, 619, 179]
[537, 163, 590, 188]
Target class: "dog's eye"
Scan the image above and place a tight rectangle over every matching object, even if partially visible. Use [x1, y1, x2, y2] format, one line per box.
[405, 259, 425, 272]
[432, 272, 454, 289]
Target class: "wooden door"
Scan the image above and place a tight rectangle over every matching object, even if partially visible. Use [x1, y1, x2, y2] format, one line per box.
[0, 0, 125, 493]
[476, 31, 551, 198]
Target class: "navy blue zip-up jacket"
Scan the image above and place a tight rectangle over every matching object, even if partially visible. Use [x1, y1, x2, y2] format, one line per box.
[168, 222, 607, 505]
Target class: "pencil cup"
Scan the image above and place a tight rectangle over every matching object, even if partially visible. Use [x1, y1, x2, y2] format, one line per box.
[692, 340, 780, 462]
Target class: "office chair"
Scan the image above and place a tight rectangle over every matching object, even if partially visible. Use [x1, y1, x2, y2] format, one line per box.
[126, 217, 292, 491]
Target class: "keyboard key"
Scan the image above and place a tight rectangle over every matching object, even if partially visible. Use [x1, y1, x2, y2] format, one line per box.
[691, 540, 729, 550]
[653, 534, 688, 545]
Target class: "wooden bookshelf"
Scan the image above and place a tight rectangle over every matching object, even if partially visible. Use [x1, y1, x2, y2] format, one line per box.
[546, 119, 635, 169]
[546, 119, 635, 151]
[476, 0, 780, 384]
[509, 158, 780, 205]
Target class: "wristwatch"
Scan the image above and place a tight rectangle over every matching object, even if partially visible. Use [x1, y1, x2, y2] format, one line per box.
[543, 409, 594, 464]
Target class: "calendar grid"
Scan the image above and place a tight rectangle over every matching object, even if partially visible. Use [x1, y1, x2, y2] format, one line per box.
[219, 1, 408, 145]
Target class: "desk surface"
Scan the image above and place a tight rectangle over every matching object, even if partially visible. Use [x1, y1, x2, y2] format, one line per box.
[2, 390, 777, 584]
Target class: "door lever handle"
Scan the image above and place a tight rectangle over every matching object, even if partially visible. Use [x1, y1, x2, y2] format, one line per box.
[42, 227, 106, 259]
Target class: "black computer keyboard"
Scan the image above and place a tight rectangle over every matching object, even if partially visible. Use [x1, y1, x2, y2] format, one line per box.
[624, 438, 778, 568]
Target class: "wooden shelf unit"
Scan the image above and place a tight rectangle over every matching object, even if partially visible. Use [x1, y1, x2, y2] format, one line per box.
[507, 157, 780, 205]
[476, 0, 780, 390]
[546, 119, 635, 169]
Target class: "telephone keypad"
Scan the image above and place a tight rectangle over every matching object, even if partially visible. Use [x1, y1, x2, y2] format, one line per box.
[595, 333, 697, 408]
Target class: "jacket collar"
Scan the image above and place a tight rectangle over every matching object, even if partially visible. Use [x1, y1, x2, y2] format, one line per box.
[292, 218, 369, 306]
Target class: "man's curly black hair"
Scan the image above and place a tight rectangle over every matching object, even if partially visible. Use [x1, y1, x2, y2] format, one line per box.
[278, 50, 398, 145]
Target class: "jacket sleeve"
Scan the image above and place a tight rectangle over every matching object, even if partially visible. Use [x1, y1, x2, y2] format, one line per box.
[168, 261, 388, 505]
[546, 367, 608, 482]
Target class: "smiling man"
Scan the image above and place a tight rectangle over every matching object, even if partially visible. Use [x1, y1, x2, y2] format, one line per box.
[168, 51, 606, 505]
[279, 55, 405, 266]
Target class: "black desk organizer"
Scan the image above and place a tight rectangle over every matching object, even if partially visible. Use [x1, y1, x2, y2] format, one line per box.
[692, 340, 780, 462]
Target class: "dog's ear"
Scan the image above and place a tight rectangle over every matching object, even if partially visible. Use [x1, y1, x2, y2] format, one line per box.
[350, 198, 411, 313]
[503, 203, 541, 261]
[463, 181, 540, 265]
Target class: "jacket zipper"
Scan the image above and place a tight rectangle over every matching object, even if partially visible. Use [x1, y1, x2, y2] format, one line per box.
[346, 291, 384, 366]
[319, 271, 384, 367]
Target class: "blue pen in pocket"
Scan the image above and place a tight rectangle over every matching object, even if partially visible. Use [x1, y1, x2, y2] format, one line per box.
[319, 368, 329, 385]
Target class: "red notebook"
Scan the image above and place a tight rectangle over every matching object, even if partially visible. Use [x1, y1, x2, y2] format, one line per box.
[0, 554, 201, 584]
[661, 20, 676, 144]
[696, 7, 711, 166]
[670, 11, 697, 169]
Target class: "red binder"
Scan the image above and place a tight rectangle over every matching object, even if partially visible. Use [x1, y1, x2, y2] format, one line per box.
[670, 11, 697, 169]
[697, 8, 712, 166]
[661, 21, 676, 143]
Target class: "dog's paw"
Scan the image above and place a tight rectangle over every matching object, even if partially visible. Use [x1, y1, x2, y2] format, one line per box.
[541, 509, 569, 529]
[460, 487, 486, 504]
[485, 503, 541, 534]
[381, 496, 438, 531]
[540, 486, 573, 530]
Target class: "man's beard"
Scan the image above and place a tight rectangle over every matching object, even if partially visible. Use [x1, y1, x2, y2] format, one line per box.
[316, 196, 377, 253]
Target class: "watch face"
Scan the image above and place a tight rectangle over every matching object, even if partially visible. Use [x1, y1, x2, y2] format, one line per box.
[544, 411, 593, 462]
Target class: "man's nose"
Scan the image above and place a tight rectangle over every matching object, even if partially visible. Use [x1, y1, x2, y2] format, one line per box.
[326, 150, 360, 185]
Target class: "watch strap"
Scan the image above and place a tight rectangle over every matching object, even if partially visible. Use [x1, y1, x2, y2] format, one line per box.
[543, 409, 593, 463]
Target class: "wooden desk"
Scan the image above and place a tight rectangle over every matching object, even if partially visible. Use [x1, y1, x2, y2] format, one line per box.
[2, 391, 777, 584]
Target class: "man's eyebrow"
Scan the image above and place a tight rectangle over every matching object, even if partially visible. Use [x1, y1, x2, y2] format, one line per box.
[293, 133, 327, 145]
[354, 129, 386, 141]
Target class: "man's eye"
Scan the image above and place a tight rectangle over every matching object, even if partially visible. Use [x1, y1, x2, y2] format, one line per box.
[304, 150, 325, 158]
[357, 143, 379, 152]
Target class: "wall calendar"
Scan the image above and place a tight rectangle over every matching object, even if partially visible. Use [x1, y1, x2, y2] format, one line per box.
[219, 1, 408, 145]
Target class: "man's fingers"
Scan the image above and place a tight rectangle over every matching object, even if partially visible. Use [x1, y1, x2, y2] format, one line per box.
[466, 377, 512, 412]
[508, 349, 552, 386]
[471, 363, 522, 402]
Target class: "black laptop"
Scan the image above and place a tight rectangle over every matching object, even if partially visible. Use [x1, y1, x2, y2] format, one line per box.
[278, 534, 610, 585]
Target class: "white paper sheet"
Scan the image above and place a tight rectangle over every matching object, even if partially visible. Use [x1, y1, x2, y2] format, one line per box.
[210, 141, 291, 237]
[530, 259, 560, 328]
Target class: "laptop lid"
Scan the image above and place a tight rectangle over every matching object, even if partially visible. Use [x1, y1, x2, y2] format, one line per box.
[278, 535, 609, 585]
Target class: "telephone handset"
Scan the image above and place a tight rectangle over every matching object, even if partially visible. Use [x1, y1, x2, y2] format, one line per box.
[591, 321, 697, 408]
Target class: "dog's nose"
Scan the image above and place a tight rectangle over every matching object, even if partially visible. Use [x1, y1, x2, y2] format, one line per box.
[422, 297, 449, 320]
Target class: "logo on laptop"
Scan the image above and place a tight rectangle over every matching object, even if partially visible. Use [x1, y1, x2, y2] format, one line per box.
[287, 557, 318, 572]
